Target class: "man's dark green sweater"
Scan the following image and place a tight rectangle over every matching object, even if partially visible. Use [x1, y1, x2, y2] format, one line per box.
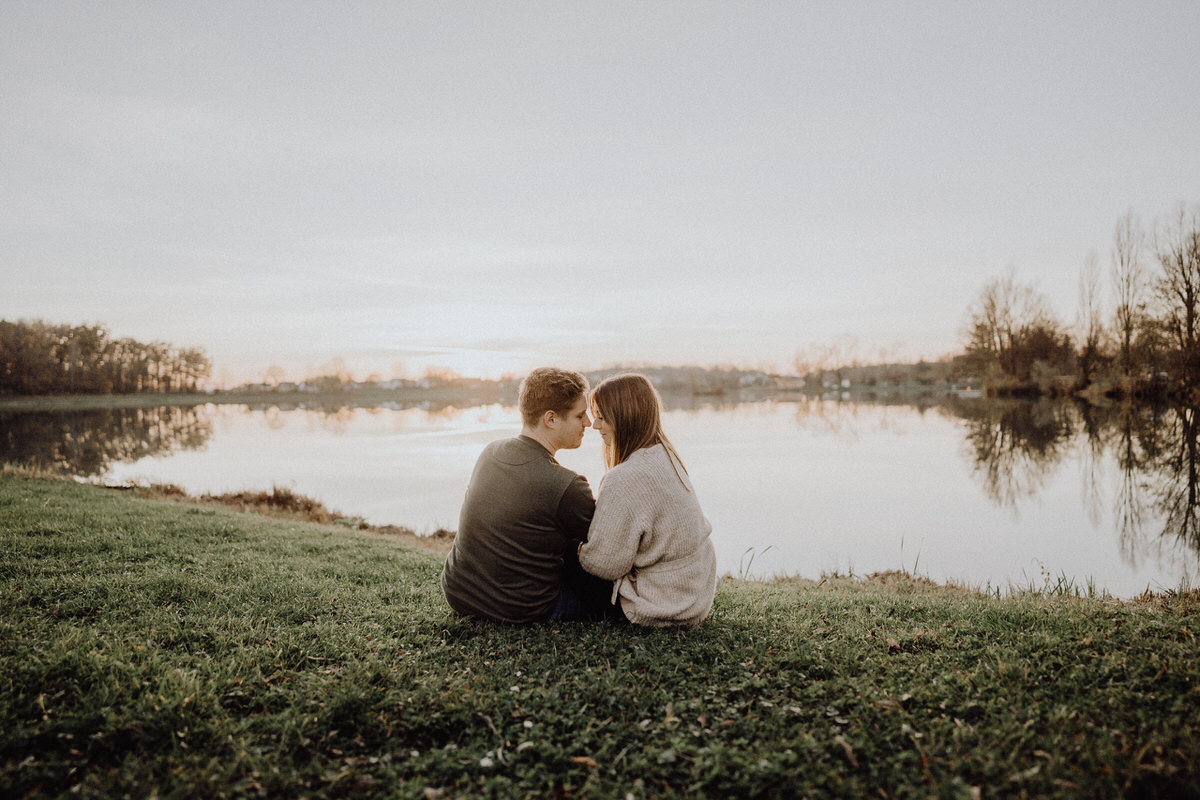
[441, 435, 595, 623]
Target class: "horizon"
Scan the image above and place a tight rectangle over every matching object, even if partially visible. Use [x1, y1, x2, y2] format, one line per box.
[0, 314, 969, 390]
[4, 3, 1199, 386]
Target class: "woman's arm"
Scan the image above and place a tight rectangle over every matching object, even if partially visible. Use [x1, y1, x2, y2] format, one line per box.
[578, 479, 642, 581]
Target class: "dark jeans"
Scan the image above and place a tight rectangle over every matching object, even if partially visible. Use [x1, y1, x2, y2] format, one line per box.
[551, 551, 627, 622]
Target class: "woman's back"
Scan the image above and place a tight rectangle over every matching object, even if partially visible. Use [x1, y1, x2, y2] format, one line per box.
[581, 443, 717, 626]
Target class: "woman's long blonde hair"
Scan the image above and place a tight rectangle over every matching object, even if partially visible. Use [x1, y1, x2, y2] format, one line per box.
[589, 373, 689, 488]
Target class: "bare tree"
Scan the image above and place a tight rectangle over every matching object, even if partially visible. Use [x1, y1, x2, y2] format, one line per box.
[793, 341, 836, 388]
[1154, 203, 1200, 381]
[831, 334, 861, 385]
[1111, 210, 1145, 378]
[966, 270, 1022, 374]
[1077, 250, 1105, 387]
[793, 336, 859, 389]
[964, 268, 1062, 383]
[263, 365, 287, 387]
[308, 357, 353, 392]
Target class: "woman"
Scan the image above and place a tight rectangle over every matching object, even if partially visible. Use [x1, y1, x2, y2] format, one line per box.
[578, 373, 718, 626]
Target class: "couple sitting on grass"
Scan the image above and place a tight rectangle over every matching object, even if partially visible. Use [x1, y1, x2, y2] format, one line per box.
[441, 367, 717, 627]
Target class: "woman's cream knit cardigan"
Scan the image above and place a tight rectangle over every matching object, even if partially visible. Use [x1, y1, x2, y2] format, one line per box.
[579, 443, 717, 627]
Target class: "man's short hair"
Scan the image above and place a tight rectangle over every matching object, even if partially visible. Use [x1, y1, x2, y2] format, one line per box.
[518, 367, 589, 427]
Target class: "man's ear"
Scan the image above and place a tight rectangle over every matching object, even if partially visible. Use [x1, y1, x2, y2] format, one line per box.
[541, 409, 558, 429]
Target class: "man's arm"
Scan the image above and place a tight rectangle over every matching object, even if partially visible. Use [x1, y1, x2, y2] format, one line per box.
[556, 474, 595, 548]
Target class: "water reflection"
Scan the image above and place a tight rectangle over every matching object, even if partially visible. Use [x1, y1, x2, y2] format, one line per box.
[954, 400, 1075, 509]
[949, 399, 1200, 562]
[236, 398, 477, 436]
[0, 406, 212, 476]
[2, 395, 1197, 589]
[784, 393, 945, 440]
[1128, 405, 1199, 559]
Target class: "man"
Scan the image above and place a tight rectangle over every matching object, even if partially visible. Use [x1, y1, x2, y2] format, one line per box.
[441, 367, 610, 623]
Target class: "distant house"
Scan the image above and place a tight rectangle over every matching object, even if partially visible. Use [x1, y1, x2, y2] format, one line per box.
[818, 371, 852, 390]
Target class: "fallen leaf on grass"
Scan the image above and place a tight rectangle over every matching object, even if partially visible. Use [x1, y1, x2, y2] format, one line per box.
[887, 637, 901, 652]
[833, 735, 858, 767]
[570, 756, 597, 768]
[830, 734, 859, 767]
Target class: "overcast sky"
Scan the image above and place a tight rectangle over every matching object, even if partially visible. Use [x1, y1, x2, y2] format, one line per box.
[3, 1, 1198, 385]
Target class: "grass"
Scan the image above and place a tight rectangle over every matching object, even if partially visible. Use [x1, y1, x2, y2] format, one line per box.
[2, 475, 1198, 798]
[94, 477, 455, 553]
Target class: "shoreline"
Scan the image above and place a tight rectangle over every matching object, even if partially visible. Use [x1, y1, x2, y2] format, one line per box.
[108, 476, 459, 554]
[0, 380, 982, 413]
[88, 479, 1200, 603]
[6, 466, 1191, 604]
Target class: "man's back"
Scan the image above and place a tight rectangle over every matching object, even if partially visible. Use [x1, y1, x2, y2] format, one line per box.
[441, 436, 594, 623]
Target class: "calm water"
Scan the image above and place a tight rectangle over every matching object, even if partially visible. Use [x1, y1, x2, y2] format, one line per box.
[4, 396, 1198, 597]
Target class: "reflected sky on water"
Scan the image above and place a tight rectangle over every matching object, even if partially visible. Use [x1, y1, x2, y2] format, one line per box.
[5, 397, 1197, 597]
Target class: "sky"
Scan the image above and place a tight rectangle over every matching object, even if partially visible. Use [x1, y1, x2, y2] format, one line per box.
[3, 1, 1199, 386]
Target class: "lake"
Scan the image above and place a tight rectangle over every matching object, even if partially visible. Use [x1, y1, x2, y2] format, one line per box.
[3, 394, 1198, 598]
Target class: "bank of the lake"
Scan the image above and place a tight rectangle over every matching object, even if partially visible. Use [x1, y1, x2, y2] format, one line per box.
[2, 474, 1198, 798]
[0, 385, 515, 412]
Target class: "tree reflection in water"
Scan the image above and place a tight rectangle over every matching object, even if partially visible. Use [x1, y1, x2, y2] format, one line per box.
[954, 400, 1075, 511]
[0, 406, 212, 477]
[950, 398, 1200, 565]
[1143, 405, 1200, 556]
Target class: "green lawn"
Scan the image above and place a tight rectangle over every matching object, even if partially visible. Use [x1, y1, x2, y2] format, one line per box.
[2, 474, 1197, 798]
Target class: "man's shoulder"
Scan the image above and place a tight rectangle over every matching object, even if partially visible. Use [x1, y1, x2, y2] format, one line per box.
[480, 437, 583, 480]
[483, 436, 547, 466]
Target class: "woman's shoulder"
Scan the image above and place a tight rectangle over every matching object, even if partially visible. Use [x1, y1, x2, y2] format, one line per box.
[610, 443, 678, 480]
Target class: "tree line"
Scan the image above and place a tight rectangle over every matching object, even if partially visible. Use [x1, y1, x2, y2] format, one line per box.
[0, 319, 211, 396]
[963, 202, 1200, 399]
